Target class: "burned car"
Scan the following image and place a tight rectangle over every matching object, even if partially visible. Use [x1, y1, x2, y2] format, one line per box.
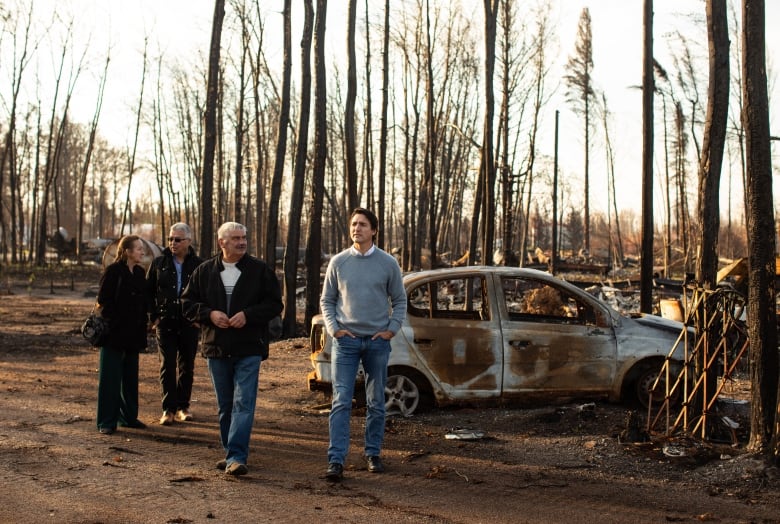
[308, 266, 690, 416]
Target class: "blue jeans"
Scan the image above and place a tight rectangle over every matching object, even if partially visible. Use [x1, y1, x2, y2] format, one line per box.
[207, 355, 261, 466]
[328, 335, 390, 464]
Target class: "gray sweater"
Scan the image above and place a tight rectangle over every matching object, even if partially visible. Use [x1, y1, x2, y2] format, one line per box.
[320, 246, 406, 337]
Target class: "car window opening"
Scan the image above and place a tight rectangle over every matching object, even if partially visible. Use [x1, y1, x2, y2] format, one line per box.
[408, 277, 488, 321]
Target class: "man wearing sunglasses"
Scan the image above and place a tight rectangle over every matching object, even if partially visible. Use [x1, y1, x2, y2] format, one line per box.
[147, 223, 204, 426]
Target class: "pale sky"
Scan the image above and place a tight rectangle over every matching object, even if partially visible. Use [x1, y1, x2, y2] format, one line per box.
[9, 0, 780, 219]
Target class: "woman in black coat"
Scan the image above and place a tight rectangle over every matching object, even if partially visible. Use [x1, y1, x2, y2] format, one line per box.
[96, 235, 149, 434]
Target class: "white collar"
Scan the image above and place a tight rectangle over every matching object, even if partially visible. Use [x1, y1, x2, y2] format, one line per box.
[350, 244, 376, 257]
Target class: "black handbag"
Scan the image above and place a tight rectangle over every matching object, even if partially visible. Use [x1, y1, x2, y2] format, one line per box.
[82, 307, 109, 346]
[82, 274, 121, 347]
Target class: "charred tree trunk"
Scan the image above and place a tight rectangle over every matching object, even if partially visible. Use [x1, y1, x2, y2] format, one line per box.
[742, 0, 778, 461]
[362, 0, 374, 211]
[377, 0, 390, 249]
[344, 0, 358, 210]
[199, 0, 224, 256]
[640, 0, 654, 313]
[283, 0, 313, 338]
[692, 0, 730, 424]
[696, 0, 729, 290]
[266, 0, 292, 267]
[480, 0, 499, 266]
[120, 39, 148, 238]
[234, 23, 250, 226]
[77, 52, 109, 262]
[0, 4, 35, 263]
[305, 0, 328, 333]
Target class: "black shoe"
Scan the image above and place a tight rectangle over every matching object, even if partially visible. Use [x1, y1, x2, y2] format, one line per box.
[325, 462, 343, 481]
[366, 456, 384, 473]
[121, 420, 147, 429]
[98, 427, 115, 435]
[216, 459, 227, 471]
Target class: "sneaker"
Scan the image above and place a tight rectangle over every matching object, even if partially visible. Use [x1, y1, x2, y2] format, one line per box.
[366, 456, 385, 473]
[175, 409, 193, 422]
[325, 462, 343, 481]
[159, 411, 174, 426]
[216, 459, 227, 471]
[225, 462, 248, 476]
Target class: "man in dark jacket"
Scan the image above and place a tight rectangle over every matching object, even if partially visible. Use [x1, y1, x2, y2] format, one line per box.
[147, 223, 203, 426]
[181, 222, 283, 476]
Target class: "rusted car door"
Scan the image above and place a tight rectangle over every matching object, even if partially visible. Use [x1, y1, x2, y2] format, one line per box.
[405, 273, 504, 399]
[496, 275, 618, 398]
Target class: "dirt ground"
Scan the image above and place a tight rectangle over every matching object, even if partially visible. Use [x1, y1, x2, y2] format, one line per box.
[1, 265, 779, 524]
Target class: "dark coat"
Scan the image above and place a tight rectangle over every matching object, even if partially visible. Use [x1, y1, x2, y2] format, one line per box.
[146, 246, 203, 333]
[181, 253, 283, 360]
[98, 261, 148, 351]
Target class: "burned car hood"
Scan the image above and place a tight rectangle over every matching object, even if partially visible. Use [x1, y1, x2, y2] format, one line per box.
[628, 312, 690, 335]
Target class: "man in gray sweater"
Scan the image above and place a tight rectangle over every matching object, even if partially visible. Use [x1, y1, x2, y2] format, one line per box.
[320, 208, 406, 481]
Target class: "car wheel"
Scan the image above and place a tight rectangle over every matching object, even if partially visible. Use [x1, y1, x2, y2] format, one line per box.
[385, 370, 429, 417]
[633, 362, 681, 409]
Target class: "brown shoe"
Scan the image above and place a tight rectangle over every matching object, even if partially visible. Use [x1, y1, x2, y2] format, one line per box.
[175, 409, 193, 422]
[159, 411, 174, 426]
[225, 462, 248, 476]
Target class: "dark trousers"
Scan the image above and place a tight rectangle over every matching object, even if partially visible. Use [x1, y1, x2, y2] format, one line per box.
[158, 327, 199, 412]
[96, 346, 139, 429]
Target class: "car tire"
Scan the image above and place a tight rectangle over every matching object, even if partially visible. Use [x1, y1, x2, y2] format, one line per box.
[385, 368, 432, 417]
[631, 361, 681, 409]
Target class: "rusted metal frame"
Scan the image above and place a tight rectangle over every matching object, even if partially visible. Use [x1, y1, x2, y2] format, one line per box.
[688, 322, 732, 437]
[679, 286, 731, 437]
[649, 285, 748, 439]
[647, 285, 708, 433]
[688, 314, 749, 436]
[693, 292, 712, 439]
[646, 333, 693, 432]
[648, 286, 713, 434]
[670, 287, 728, 437]
[689, 336, 750, 437]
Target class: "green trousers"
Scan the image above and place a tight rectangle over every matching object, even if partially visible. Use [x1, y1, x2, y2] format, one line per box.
[96, 346, 140, 430]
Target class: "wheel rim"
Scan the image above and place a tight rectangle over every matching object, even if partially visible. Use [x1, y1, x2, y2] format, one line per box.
[637, 368, 680, 408]
[385, 374, 420, 417]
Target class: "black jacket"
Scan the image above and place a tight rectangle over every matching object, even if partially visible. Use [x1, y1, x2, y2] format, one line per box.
[181, 253, 283, 360]
[146, 246, 203, 332]
[98, 261, 148, 351]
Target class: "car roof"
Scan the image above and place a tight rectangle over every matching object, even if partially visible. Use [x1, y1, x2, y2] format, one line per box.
[404, 265, 571, 287]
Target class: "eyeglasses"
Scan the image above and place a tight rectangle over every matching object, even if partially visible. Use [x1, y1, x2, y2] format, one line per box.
[168, 237, 188, 243]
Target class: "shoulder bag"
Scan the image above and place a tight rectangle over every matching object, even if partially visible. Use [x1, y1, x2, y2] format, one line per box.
[82, 273, 122, 347]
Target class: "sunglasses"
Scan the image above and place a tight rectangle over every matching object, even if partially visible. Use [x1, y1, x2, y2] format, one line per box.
[168, 237, 188, 243]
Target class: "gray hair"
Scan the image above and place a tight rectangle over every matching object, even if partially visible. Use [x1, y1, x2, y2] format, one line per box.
[217, 222, 247, 239]
[169, 222, 192, 239]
